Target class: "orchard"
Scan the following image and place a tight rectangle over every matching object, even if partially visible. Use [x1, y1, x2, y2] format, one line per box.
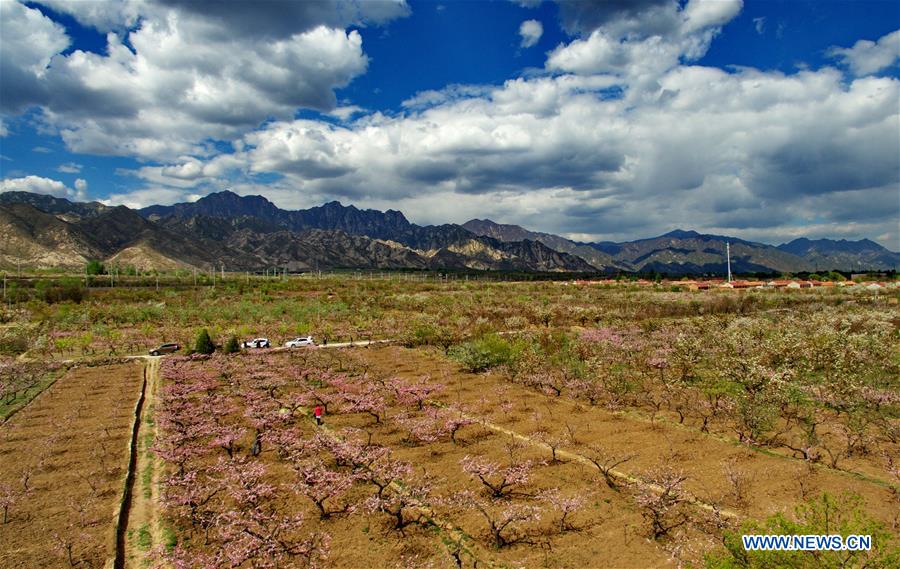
[0, 276, 897, 567]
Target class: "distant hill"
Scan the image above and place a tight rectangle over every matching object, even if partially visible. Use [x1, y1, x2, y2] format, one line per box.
[0, 191, 594, 272]
[777, 238, 900, 272]
[594, 230, 814, 275]
[75, 206, 221, 270]
[0, 201, 224, 271]
[0, 191, 109, 221]
[462, 219, 622, 271]
[142, 192, 593, 272]
[0, 203, 100, 268]
[463, 223, 811, 274]
[0, 190, 895, 273]
[142, 191, 473, 251]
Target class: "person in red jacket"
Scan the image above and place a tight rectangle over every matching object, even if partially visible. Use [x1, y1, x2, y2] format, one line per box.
[313, 405, 324, 426]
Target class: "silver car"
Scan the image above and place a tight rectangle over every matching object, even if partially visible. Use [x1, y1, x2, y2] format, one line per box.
[149, 343, 180, 356]
[284, 336, 314, 348]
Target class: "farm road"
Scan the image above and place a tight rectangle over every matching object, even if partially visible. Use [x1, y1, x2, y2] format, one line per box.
[122, 356, 162, 569]
[272, 338, 394, 352]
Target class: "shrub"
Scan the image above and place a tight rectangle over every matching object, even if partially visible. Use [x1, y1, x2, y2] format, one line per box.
[194, 329, 215, 354]
[85, 260, 105, 275]
[0, 334, 29, 356]
[637, 468, 689, 539]
[34, 278, 86, 304]
[449, 333, 522, 372]
[403, 321, 438, 348]
[223, 335, 240, 354]
[44, 284, 85, 304]
[706, 493, 898, 568]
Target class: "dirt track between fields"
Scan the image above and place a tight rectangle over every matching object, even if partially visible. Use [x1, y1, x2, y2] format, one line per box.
[122, 356, 162, 568]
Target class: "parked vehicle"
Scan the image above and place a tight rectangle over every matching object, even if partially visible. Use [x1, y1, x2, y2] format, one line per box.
[284, 336, 315, 348]
[242, 338, 270, 349]
[149, 343, 180, 356]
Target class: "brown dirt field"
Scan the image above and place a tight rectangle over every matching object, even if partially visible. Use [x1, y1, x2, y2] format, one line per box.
[0, 361, 145, 568]
[304, 417, 673, 569]
[300, 349, 681, 568]
[341, 345, 899, 564]
[148, 346, 898, 568]
[152, 350, 673, 569]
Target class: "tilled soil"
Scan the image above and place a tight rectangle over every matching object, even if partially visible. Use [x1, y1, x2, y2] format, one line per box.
[345, 345, 899, 566]
[0, 361, 145, 568]
[144, 346, 897, 568]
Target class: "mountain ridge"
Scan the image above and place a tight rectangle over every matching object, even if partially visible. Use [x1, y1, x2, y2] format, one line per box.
[0, 191, 896, 273]
[776, 237, 899, 272]
[462, 219, 897, 273]
[142, 190, 475, 252]
[0, 192, 594, 272]
[462, 218, 623, 271]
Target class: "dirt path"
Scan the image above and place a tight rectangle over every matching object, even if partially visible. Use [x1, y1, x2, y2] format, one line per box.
[123, 356, 163, 569]
[267, 338, 394, 353]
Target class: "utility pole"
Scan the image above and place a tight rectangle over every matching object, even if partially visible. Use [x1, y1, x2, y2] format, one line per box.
[726, 242, 733, 283]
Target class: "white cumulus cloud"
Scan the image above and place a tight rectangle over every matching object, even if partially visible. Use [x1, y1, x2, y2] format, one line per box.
[827, 29, 900, 77]
[0, 0, 70, 113]
[547, 0, 743, 97]
[0, 175, 87, 201]
[681, 0, 743, 34]
[127, 59, 893, 247]
[56, 162, 82, 173]
[519, 19, 543, 48]
[1, 0, 408, 161]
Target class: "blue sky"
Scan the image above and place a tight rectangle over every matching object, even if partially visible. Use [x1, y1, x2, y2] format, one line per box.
[1, 0, 898, 248]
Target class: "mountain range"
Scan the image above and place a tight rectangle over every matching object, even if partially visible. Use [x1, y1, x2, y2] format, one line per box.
[0, 190, 896, 274]
[461, 221, 897, 274]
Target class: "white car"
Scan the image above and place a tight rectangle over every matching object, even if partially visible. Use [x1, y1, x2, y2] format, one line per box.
[284, 336, 315, 348]
[242, 338, 270, 349]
